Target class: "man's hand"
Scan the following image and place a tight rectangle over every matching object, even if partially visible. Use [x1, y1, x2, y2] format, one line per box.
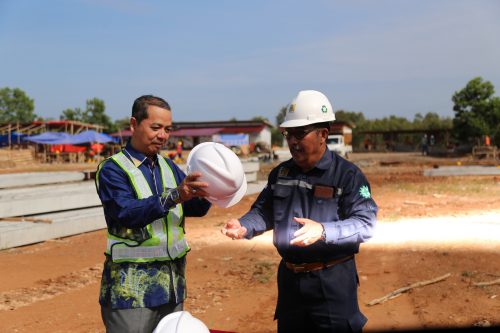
[177, 172, 209, 202]
[290, 217, 324, 247]
[221, 219, 247, 240]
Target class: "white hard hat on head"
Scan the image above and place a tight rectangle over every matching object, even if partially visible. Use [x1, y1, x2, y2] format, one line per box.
[153, 311, 209, 333]
[187, 142, 247, 208]
[280, 90, 335, 128]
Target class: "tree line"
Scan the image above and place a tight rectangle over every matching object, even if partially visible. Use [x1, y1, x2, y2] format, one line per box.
[1, 77, 499, 146]
[273, 77, 499, 147]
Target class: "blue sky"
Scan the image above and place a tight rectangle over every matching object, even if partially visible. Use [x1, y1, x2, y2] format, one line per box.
[1, 0, 500, 125]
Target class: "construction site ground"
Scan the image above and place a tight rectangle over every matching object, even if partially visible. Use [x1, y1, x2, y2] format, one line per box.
[0, 152, 499, 333]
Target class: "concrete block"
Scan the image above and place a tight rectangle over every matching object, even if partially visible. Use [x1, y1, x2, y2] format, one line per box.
[0, 207, 106, 250]
[0, 181, 101, 218]
[424, 166, 500, 177]
[245, 172, 257, 183]
[0, 171, 85, 189]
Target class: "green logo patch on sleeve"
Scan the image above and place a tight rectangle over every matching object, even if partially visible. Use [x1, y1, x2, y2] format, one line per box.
[359, 185, 371, 199]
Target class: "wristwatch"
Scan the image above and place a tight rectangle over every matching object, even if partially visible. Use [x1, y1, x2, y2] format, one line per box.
[321, 226, 327, 241]
[162, 188, 181, 205]
[170, 188, 181, 204]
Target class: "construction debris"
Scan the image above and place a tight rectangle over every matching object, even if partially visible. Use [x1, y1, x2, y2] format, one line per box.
[366, 273, 451, 306]
[473, 278, 500, 287]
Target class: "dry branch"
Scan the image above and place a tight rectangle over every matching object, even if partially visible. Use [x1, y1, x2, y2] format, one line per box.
[366, 273, 451, 306]
[403, 200, 426, 206]
[473, 278, 500, 287]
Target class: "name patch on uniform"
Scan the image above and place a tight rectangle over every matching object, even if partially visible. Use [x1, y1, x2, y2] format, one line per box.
[278, 167, 289, 177]
[313, 185, 335, 198]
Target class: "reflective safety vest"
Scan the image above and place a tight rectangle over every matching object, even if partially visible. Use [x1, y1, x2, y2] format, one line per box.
[97, 151, 189, 263]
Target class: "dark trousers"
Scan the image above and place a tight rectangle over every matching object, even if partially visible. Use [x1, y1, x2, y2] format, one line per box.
[101, 302, 183, 333]
[276, 258, 366, 333]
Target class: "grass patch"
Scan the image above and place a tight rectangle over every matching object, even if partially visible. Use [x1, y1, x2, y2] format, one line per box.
[252, 261, 275, 284]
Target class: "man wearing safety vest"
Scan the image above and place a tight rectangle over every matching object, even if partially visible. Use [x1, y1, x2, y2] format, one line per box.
[96, 95, 211, 333]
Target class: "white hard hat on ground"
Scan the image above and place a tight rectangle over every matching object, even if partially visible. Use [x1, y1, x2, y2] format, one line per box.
[153, 311, 209, 333]
[187, 142, 247, 208]
[280, 90, 335, 128]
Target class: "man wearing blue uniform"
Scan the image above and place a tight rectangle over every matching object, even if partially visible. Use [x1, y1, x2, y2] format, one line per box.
[96, 95, 211, 333]
[222, 90, 377, 332]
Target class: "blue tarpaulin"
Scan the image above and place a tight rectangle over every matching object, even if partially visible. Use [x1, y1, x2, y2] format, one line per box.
[214, 133, 249, 146]
[24, 130, 116, 144]
[68, 130, 115, 144]
[24, 132, 73, 144]
[0, 132, 26, 146]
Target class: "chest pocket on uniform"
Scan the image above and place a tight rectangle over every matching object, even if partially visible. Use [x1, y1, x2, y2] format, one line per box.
[273, 183, 293, 222]
[311, 192, 340, 222]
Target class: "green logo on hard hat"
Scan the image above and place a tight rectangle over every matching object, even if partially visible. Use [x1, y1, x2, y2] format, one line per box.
[321, 105, 328, 113]
[359, 185, 371, 199]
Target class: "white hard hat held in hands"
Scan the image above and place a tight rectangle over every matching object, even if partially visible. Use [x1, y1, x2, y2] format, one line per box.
[280, 90, 336, 128]
[153, 311, 209, 333]
[187, 142, 247, 208]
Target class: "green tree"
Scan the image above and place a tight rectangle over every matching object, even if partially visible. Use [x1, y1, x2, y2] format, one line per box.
[452, 77, 500, 145]
[335, 109, 366, 126]
[60, 107, 83, 121]
[251, 116, 269, 123]
[276, 106, 287, 127]
[413, 112, 452, 130]
[83, 98, 112, 130]
[0, 87, 36, 123]
[113, 116, 131, 131]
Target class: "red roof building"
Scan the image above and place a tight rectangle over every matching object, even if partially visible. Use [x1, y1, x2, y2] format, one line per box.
[111, 120, 274, 150]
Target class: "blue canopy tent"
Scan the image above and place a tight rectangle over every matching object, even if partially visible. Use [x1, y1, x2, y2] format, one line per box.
[23, 131, 117, 163]
[67, 130, 115, 144]
[24, 132, 73, 144]
[24, 131, 117, 144]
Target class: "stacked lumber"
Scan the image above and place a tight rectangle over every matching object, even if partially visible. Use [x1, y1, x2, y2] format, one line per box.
[0, 148, 37, 168]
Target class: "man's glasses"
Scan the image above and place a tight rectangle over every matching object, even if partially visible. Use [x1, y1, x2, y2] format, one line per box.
[281, 127, 318, 140]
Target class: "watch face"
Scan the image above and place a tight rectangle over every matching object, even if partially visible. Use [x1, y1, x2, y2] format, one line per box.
[171, 188, 180, 202]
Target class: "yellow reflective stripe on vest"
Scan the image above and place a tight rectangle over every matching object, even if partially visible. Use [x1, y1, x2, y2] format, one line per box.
[112, 152, 152, 199]
[157, 157, 186, 256]
[105, 152, 188, 262]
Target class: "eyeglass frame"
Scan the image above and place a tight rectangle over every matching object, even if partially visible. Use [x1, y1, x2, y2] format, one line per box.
[281, 126, 321, 140]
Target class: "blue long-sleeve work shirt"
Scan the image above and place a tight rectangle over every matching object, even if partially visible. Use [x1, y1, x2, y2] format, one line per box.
[95, 142, 211, 309]
[97, 143, 210, 229]
[239, 149, 378, 263]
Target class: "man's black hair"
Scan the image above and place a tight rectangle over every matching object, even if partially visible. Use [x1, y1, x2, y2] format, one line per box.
[132, 95, 171, 124]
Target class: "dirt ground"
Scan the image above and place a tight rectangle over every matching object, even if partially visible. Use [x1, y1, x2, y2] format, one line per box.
[0, 152, 499, 333]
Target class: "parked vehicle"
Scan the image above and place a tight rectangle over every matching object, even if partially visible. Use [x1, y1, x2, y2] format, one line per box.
[326, 134, 352, 158]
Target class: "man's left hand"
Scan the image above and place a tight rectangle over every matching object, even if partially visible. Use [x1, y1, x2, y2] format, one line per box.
[290, 217, 324, 247]
[178, 172, 209, 202]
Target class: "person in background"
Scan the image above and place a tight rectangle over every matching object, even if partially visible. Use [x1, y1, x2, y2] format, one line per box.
[95, 95, 211, 333]
[421, 134, 429, 156]
[177, 140, 183, 159]
[222, 90, 378, 333]
[485, 135, 491, 146]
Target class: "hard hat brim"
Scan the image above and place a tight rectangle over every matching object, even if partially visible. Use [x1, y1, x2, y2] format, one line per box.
[280, 116, 335, 128]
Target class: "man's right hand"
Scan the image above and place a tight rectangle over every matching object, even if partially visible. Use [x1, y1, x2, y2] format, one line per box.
[221, 219, 247, 240]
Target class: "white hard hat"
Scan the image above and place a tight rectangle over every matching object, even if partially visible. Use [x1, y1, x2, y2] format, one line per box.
[280, 90, 335, 128]
[153, 311, 209, 333]
[187, 142, 247, 208]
